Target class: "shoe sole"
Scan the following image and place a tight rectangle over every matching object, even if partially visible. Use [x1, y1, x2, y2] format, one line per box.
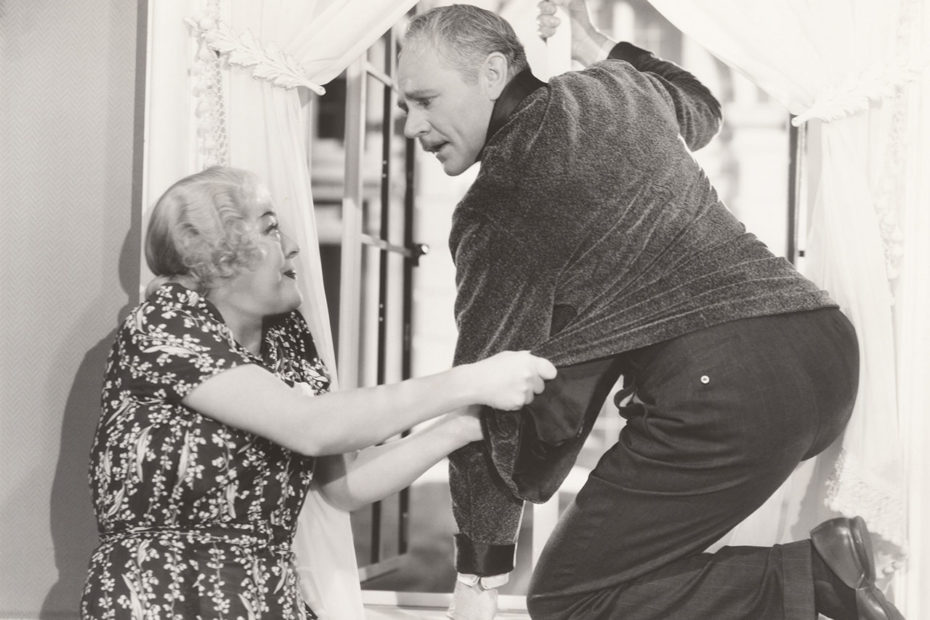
[812, 516, 906, 620]
[848, 515, 877, 586]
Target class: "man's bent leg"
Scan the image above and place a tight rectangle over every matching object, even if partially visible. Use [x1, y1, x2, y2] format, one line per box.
[527, 309, 858, 620]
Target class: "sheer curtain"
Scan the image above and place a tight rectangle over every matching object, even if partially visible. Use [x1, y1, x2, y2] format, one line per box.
[647, 0, 929, 615]
[142, 1, 417, 618]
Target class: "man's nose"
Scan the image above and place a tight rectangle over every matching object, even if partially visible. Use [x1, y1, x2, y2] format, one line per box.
[403, 109, 428, 139]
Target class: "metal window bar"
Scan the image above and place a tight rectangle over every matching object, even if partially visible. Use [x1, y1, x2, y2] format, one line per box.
[369, 28, 394, 571]
[340, 27, 421, 583]
[786, 118, 807, 265]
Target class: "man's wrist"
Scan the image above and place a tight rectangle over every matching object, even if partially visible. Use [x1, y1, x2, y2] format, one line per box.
[456, 572, 510, 591]
[596, 35, 617, 62]
[575, 29, 613, 66]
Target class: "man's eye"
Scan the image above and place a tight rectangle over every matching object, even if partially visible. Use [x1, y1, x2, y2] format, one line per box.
[417, 97, 433, 109]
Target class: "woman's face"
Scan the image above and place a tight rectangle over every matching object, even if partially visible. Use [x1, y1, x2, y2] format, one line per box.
[213, 187, 302, 322]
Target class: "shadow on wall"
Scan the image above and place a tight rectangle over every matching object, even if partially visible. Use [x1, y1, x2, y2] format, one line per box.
[41, 330, 116, 616]
[39, 0, 147, 613]
[41, 227, 141, 617]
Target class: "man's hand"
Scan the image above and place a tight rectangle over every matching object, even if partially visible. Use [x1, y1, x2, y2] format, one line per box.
[537, 0, 614, 66]
[447, 579, 499, 620]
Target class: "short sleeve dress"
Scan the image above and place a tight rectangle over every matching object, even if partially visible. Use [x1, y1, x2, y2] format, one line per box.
[81, 282, 330, 619]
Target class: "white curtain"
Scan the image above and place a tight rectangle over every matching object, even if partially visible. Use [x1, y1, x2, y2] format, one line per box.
[647, 0, 930, 615]
[143, 1, 418, 618]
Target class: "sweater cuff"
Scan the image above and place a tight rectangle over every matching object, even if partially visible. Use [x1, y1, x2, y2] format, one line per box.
[607, 41, 653, 66]
[454, 533, 516, 576]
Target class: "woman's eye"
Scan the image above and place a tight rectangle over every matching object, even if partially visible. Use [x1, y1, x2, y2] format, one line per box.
[265, 222, 282, 238]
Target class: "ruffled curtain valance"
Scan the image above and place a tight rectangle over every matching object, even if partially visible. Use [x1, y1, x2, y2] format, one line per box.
[189, 16, 328, 94]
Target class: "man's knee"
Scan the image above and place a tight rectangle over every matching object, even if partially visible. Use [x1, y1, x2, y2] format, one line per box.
[526, 593, 560, 619]
[526, 582, 571, 619]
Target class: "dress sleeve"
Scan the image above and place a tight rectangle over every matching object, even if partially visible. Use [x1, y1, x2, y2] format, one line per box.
[121, 290, 255, 403]
[608, 41, 722, 150]
[266, 311, 332, 394]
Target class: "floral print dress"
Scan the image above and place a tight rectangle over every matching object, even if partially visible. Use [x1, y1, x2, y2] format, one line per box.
[81, 283, 330, 619]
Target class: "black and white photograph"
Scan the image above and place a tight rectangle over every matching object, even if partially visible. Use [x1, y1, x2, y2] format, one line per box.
[1, 1, 927, 618]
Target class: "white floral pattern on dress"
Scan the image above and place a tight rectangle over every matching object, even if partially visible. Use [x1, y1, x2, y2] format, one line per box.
[82, 282, 328, 619]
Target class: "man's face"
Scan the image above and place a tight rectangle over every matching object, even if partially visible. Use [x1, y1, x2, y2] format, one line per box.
[397, 43, 497, 176]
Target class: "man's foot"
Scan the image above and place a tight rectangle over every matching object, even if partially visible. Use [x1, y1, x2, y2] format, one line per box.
[810, 516, 905, 620]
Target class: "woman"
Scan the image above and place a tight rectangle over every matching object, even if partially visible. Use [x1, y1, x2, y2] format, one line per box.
[80, 166, 556, 619]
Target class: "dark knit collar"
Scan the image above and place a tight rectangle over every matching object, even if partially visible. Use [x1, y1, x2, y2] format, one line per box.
[480, 69, 546, 159]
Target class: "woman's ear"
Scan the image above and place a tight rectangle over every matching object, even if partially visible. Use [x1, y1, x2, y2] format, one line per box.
[481, 51, 510, 100]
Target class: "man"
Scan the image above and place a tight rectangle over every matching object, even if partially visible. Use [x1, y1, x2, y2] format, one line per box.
[396, 2, 904, 619]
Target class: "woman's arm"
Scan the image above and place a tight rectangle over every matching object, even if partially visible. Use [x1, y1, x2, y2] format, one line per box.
[313, 407, 482, 511]
[182, 350, 555, 457]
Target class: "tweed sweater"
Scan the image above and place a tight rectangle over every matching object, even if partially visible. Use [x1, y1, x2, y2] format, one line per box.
[447, 44, 835, 574]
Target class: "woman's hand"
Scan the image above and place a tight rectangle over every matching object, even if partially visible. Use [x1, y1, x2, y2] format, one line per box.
[537, 0, 613, 67]
[467, 351, 557, 411]
[443, 406, 485, 444]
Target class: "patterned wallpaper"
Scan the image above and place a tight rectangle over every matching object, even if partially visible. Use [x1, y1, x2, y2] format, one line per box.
[0, 0, 141, 616]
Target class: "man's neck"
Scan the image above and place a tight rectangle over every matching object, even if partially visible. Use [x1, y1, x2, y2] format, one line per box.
[481, 69, 546, 158]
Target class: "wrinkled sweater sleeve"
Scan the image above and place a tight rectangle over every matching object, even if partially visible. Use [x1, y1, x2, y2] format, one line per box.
[448, 199, 563, 574]
[608, 41, 722, 150]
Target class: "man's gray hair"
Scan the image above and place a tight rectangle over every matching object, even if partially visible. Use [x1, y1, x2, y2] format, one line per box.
[403, 4, 528, 82]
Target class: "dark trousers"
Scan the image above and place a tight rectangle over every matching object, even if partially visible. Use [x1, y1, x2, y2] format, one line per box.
[526, 308, 859, 620]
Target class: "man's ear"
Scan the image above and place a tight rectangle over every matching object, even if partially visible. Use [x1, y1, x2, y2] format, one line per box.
[481, 52, 510, 100]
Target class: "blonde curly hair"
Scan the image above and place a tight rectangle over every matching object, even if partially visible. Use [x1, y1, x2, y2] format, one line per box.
[145, 166, 265, 292]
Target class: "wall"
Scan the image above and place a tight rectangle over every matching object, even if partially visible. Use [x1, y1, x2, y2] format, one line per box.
[0, 1, 144, 616]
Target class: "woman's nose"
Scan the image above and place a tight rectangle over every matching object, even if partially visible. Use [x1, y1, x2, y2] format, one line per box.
[281, 232, 299, 258]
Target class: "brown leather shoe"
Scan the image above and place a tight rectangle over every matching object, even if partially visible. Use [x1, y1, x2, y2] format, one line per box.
[811, 516, 905, 620]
